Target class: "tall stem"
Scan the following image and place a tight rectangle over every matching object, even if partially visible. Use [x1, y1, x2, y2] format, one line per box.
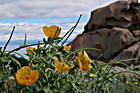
[7, 42, 48, 55]
[2, 26, 15, 54]
[61, 14, 82, 46]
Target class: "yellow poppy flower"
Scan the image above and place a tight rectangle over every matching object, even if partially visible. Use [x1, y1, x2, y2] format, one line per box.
[16, 66, 39, 85]
[76, 50, 91, 72]
[54, 61, 72, 73]
[26, 47, 36, 55]
[63, 45, 72, 51]
[42, 25, 61, 38]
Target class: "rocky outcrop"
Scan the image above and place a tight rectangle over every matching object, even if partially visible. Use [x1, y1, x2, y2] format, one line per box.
[114, 42, 140, 65]
[70, 27, 138, 59]
[83, 1, 140, 33]
[69, 0, 140, 65]
[133, 30, 140, 40]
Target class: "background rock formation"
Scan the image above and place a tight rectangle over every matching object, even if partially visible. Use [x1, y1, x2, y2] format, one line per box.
[69, 0, 140, 65]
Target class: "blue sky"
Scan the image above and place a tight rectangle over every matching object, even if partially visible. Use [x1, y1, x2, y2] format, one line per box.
[0, 0, 118, 42]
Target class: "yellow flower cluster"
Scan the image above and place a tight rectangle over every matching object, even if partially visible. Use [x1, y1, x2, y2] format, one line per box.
[41, 25, 92, 73]
[54, 50, 91, 73]
[76, 50, 91, 72]
[54, 61, 73, 73]
[16, 66, 39, 85]
[16, 25, 94, 86]
[42, 25, 61, 39]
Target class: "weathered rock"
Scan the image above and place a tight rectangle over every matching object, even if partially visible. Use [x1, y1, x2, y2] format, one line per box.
[133, 30, 140, 40]
[83, 1, 140, 33]
[69, 0, 140, 66]
[94, 61, 105, 65]
[69, 27, 138, 59]
[112, 66, 127, 72]
[136, 47, 140, 60]
[114, 42, 140, 65]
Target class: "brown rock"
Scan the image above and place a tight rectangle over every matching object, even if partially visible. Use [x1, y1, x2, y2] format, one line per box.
[112, 66, 127, 72]
[136, 47, 140, 60]
[114, 42, 140, 65]
[133, 30, 140, 40]
[69, 27, 137, 59]
[94, 61, 105, 65]
[70, 0, 140, 66]
[83, 1, 140, 33]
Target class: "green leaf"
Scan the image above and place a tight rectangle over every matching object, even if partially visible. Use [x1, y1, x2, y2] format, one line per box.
[10, 57, 21, 68]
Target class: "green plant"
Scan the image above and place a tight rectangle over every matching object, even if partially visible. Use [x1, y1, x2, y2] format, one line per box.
[0, 15, 140, 93]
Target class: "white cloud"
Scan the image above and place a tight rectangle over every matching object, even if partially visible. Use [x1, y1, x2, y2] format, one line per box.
[0, 0, 119, 42]
[0, 0, 118, 18]
[0, 22, 84, 41]
[0, 23, 44, 41]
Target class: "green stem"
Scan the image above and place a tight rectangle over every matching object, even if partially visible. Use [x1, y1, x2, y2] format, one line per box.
[54, 27, 60, 38]
[100, 65, 112, 79]
[117, 58, 138, 62]
[57, 26, 74, 44]
[66, 48, 101, 59]
[24, 33, 27, 45]
[7, 42, 48, 55]
[5, 50, 26, 58]
[61, 27, 75, 46]
[93, 61, 130, 73]
[98, 70, 133, 84]
[2, 26, 15, 54]
[61, 14, 82, 46]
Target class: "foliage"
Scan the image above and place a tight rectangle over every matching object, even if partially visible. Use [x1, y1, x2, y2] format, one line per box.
[0, 15, 140, 93]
